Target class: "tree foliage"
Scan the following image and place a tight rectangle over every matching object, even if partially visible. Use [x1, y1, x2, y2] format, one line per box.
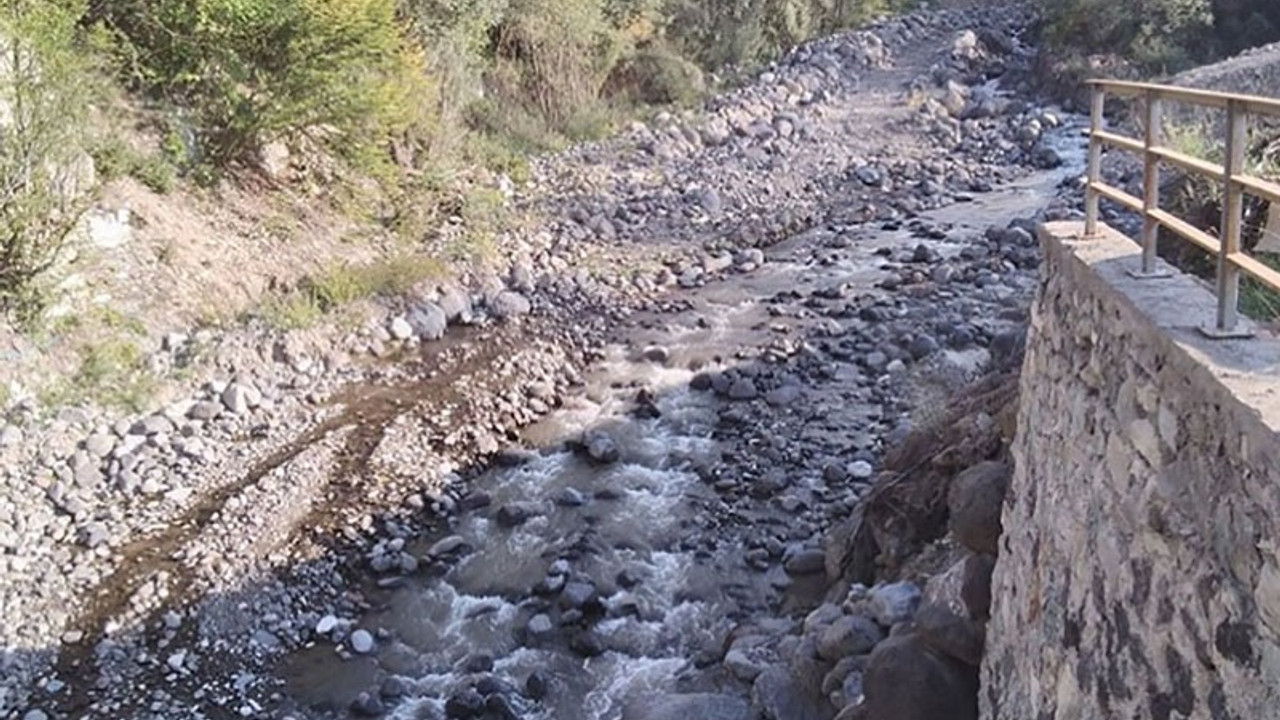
[1037, 0, 1280, 70]
[0, 0, 98, 320]
[95, 0, 427, 169]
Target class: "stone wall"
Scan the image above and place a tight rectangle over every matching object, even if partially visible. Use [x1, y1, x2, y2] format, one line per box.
[981, 222, 1280, 720]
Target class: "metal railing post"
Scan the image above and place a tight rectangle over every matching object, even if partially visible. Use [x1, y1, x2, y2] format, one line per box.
[1085, 84, 1104, 238]
[1215, 99, 1247, 333]
[1137, 89, 1166, 276]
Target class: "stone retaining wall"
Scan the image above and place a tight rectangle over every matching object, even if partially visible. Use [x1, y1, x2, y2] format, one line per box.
[981, 222, 1280, 719]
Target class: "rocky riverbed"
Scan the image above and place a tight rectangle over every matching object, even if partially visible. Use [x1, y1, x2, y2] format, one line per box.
[2, 3, 1091, 719]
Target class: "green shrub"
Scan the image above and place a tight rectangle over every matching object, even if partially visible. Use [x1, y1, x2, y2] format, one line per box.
[96, 0, 426, 171]
[603, 44, 705, 106]
[0, 0, 101, 323]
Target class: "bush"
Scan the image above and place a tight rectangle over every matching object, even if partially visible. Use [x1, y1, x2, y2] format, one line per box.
[96, 0, 427, 171]
[1035, 0, 1280, 71]
[0, 0, 99, 321]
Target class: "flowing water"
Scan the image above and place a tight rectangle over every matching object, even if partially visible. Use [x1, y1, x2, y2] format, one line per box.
[282, 118, 1090, 720]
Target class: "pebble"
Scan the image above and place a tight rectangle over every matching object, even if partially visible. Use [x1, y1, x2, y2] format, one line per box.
[350, 629, 376, 654]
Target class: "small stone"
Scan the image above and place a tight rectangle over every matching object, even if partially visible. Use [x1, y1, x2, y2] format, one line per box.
[23, 711, 49, 720]
[187, 401, 223, 421]
[848, 461, 874, 480]
[221, 383, 261, 415]
[350, 629, 376, 654]
[643, 346, 670, 364]
[526, 614, 554, 636]
[167, 651, 186, 671]
[84, 433, 116, 458]
[389, 316, 414, 340]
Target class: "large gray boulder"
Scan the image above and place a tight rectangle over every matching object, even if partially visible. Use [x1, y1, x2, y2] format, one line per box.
[861, 634, 978, 720]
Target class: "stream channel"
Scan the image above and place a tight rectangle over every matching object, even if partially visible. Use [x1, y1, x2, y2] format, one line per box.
[280, 114, 1089, 720]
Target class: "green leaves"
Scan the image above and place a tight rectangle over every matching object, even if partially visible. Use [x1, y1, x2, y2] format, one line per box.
[99, 0, 425, 171]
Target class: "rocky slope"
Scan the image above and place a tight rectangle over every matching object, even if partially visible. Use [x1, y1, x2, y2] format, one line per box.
[1, 3, 1088, 719]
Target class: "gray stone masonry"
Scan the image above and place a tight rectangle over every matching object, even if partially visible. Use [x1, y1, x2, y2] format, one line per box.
[982, 221, 1280, 720]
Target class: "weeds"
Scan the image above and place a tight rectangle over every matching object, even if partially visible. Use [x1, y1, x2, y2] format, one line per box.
[41, 338, 156, 412]
[257, 254, 448, 330]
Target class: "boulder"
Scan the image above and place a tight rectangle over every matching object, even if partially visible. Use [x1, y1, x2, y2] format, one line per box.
[489, 291, 531, 319]
[861, 634, 978, 720]
[752, 666, 836, 720]
[913, 603, 984, 666]
[947, 461, 1010, 555]
[816, 615, 884, 661]
[407, 302, 448, 340]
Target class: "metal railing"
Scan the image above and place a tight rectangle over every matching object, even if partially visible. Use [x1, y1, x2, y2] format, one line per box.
[1084, 79, 1280, 337]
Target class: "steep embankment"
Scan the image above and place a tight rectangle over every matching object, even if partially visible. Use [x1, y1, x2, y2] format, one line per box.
[2, 3, 1088, 719]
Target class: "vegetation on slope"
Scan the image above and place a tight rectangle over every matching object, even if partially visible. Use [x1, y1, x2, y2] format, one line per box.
[1035, 0, 1280, 72]
[0, 0, 915, 322]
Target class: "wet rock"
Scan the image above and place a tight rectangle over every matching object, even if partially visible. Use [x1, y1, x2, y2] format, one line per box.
[496, 501, 545, 528]
[817, 615, 884, 661]
[914, 603, 984, 666]
[526, 614, 554, 636]
[486, 694, 521, 720]
[350, 691, 386, 717]
[570, 631, 606, 657]
[583, 431, 620, 464]
[446, 688, 486, 718]
[427, 535, 471, 558]
[690, 373, 714, 391]
[555, 487, 587, 507]
[561, 580, 599, 609]
[724, 635, 774, 682]
[861, 634, 978, 720]
[784, 549, 827, 576]
[947, 461, 1009, 555]
[350, 629, 376, 654]
[463, 653, 494, 673]
[961, 553, 996, 621]
[869, 582, 922, 627]
[622, 693, 753, 720]
[380, 676, 409, 699]
[524, 671, 549, 701]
